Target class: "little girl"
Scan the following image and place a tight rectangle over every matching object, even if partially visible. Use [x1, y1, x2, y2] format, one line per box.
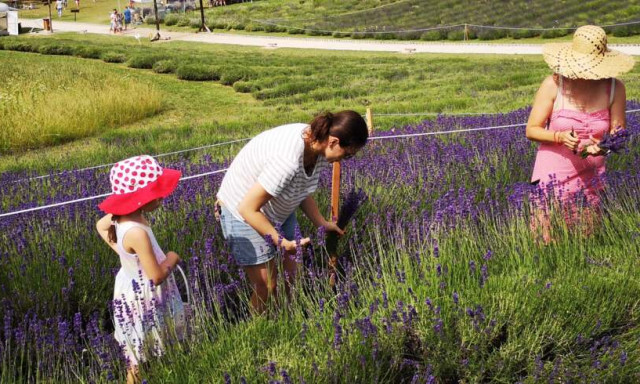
[96, 155, 185, 384]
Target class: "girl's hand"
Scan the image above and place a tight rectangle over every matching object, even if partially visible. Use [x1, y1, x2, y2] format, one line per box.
[322, 220, 345, 236]
[166, 251, 181, 263]
[558, 131, 579, 151]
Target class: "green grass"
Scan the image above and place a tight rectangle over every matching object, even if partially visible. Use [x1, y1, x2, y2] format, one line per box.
[1, 32, 640, 173]
[0, 52, 162, 153]
[19, 0, 118, 24]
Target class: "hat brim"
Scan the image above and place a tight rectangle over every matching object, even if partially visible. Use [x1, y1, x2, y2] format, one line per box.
[98, 168, 181, 215]
[543, 43, 635, 80]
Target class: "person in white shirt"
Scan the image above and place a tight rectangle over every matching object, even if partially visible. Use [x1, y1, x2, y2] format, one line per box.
[55, 0, 63, 17]
[216, 110, 368, 314]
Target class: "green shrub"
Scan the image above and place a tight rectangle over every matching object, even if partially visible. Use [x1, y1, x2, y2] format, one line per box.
[152, 59, 177, 74]
[447, 29, 465, 41]
[477, 28, 507, 40]
[397, 31, 421, 40]
[175, 64, 220, 81]
[541, 28, 570, 38]
[207, 21, 226, 30]
[232, 23, 245, 30]
[233, 81, 258, 93]
[420, 30, 446, 41]
[219, 67, 254, 86]
[145, 16, 162, 25]
[127, 54, 165, 69]
[189, 18, 203, 29]
[73, 46, 103, 59]
[511, 29, 538, 39]
[164, 14, 180, 26]
[3, 39, 37, 52]
[373, 32, 396, 40]
[305, 28, 330, 36]
[331, 31, 350, 38]
[255, 82, 316, 99]
[629, 23, 640, 36]
[101, 51, 127, 63]
[38, 44, 74, 55]
[244, 23, 264, 32]
[287, 27, 305, 34]
[263, 24, 279, 33]
[176, 16, 191, 27]
[612, 26, 630, 37]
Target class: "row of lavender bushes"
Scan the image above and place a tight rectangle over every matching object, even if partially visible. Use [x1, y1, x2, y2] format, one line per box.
[1, 105, 639, 382]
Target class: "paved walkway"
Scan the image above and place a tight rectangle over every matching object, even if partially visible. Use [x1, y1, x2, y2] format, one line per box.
[20, 19, 640, 55]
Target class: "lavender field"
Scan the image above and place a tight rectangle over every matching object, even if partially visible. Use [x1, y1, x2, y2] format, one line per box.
[1, 105, 639, 382]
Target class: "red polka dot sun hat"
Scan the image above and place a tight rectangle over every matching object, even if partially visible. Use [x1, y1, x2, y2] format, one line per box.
[98, 155, 181, 215]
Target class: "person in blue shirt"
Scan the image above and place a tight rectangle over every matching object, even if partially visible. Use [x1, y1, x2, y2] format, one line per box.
[123, 6, 132, 30]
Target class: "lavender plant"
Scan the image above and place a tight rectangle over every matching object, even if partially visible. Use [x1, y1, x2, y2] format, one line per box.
[1, 102, 639, 382]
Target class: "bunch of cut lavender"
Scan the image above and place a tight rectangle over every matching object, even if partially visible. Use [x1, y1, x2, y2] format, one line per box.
[581, 128, 629, 158]
[326, 188, 368, 255]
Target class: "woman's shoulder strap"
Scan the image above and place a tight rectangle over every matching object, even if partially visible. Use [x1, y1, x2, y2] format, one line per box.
[553, 75, 564, 111]
[610, 78, 616, 106]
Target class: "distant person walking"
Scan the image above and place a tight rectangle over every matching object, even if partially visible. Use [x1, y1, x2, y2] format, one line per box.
[55, 0, 63, 17]
[216, 110, 368, 314]
[526, 25, 634, 243]
[123, 6, 132, 30]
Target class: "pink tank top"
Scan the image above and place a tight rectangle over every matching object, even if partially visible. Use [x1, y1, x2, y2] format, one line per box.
[530, 77, 614, 185]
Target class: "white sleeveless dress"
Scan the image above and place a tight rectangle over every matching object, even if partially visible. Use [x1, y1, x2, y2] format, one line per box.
[112, 221, 185, 366]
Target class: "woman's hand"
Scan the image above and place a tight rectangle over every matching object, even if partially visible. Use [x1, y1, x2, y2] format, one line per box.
[557, 131, 579, 151]
[583, 135, 605, 157]
[282, 238, 311, 254]
[322, 220, 345, 236]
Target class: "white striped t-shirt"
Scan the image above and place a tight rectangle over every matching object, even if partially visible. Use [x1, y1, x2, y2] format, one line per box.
[217, 123, 328, 223]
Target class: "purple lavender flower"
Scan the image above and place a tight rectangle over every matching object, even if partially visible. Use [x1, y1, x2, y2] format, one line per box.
[326, 188, 368, 254]
[336, 188, 368, 229]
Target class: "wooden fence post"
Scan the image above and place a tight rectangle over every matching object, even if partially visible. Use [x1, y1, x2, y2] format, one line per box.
[366, 107, 374, 134]
[329, 162, 341, 288]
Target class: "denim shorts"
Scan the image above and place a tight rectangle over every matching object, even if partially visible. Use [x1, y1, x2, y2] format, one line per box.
[219, 206, 298, 266]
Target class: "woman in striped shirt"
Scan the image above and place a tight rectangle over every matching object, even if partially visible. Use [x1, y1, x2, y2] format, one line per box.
[216, 110, 368, 314]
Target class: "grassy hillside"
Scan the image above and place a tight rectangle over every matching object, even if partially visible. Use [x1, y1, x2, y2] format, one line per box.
[204, 0, 640, 40]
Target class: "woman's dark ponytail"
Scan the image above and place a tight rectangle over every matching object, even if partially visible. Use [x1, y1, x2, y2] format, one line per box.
[107, 215, 120, 243]
[308, 110, 368, 148]
[308, 112, 334, 143]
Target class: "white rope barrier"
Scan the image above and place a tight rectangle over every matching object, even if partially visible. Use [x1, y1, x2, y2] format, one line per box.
[373, 112, 502, 117]
[11, 138, 250, 183]
[0, 168, 229, 219]
[3, 109, 639, 219]
[369, 123, 525, 140]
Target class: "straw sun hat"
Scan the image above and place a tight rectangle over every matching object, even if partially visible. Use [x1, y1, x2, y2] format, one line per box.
[543, 25, 635, 80]
[98, 155, 181, 215]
